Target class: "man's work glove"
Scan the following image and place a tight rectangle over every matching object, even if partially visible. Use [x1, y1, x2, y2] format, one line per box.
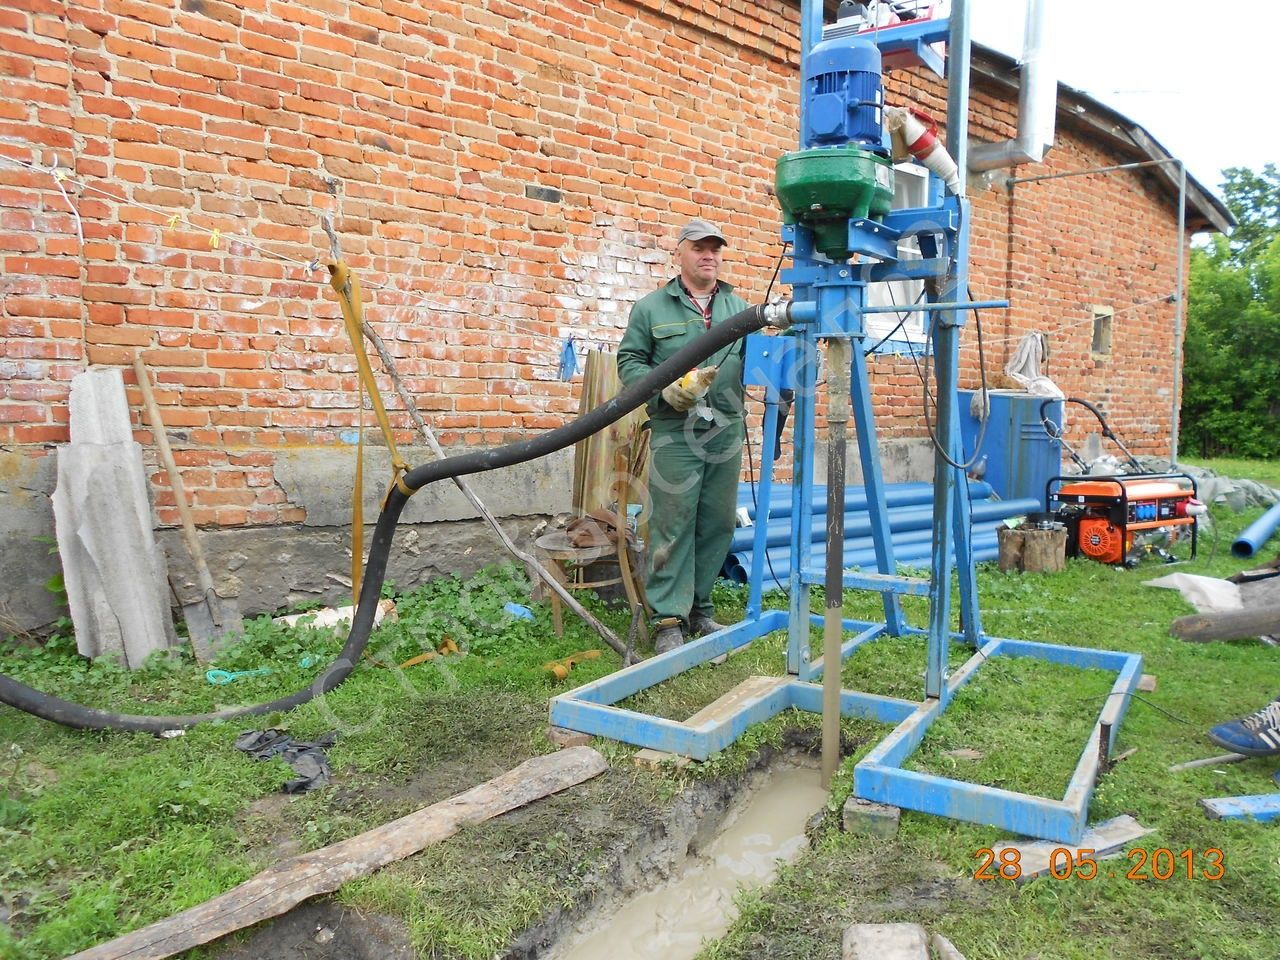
[661, 381, 698, 412]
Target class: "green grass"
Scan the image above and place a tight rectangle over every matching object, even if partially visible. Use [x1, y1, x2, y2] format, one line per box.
[3, 462, 1280, 959]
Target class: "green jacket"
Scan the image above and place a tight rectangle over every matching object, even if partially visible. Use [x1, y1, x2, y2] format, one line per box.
[616, 278, 748, 425]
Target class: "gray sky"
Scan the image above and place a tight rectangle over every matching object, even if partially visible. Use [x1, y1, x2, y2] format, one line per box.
[968, 1, 1280, 197]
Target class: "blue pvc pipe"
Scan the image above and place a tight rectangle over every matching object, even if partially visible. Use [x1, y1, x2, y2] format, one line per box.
[738, 533, 1002, 587]
[736, 481, 993, 522]
[725, 520, 1011, 584]
[1231, 500, 1280, 559]
[729, 495, 1036, 553]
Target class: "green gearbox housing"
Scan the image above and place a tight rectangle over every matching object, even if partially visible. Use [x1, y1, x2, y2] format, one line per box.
[775, 145, 895, 261]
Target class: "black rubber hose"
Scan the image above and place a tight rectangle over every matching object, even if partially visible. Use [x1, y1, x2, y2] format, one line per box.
[0, 304, 773, 732]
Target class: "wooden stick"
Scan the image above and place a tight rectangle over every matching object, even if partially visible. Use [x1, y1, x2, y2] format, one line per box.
[68, 746, 607, 960]
[133, 357, 217, 662]
[1169, 752, 1250, 772]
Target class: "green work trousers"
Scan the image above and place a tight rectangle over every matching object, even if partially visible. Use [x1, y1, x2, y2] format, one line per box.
[645, 417, 743, 623]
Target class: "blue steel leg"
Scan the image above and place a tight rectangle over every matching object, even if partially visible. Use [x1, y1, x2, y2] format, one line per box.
[924, 204, 970, 700]
[788, 310, 819, 676]
[848, 296, 907, 635]
[947, 207, 982, 645]
[747, 395, 780, 620]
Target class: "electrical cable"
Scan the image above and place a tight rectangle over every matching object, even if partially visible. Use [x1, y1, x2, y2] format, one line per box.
[743, 409, 791, 600]
[867, 287, 926, 354]
[744, 243, 793, 599]
[911, 281, 990, 471]
[0, 304, 780, 732]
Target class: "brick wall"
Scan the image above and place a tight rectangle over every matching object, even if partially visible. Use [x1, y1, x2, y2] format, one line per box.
[1, 0, 1190, 532]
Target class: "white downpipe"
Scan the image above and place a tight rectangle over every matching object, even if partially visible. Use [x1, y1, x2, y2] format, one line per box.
[969, 0, 1056, 172]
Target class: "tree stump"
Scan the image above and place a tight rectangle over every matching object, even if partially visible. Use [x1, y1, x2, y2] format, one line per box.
[998, 525, 1067, 573]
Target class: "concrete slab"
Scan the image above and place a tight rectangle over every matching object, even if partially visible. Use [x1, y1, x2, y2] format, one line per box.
[931, 932, 967, 960]
[992, 814, 1153, 882]
[842, 796, 901, 838]
[842, 923, 930, 960]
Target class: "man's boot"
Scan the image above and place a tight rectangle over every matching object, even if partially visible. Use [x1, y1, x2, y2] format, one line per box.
[652, 617, 685, 655]
[688, 611, 727, 637]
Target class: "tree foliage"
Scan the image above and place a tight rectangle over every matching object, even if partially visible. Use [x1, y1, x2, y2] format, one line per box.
[1180, 164, 1280, 458]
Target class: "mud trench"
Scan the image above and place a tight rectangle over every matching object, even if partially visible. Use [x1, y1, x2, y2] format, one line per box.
[207, 735, 831, 960]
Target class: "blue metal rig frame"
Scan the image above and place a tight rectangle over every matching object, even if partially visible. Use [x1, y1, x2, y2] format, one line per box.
[550, 2, 1142, 845]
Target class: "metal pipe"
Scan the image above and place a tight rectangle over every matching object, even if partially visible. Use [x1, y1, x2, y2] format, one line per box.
[1170, 160, 1187, 463]
[968, 0, 1055, 173]
[823, 337, 852, 787]
[860, 299, 1008, 314]
[945, 0, 971, 183]
[1008, 157, 1181, 186]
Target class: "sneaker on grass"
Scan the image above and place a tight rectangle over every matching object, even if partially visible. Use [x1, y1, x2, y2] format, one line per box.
[1207, 696, 1280, 757]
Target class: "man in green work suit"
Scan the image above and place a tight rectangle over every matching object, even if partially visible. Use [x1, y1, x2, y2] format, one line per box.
[617, 218, 748, 655]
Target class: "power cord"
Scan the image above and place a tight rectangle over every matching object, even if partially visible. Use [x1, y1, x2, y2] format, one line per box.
[904, 282, 991, 471]
[743, 415, 792, 600]
[742, 241, 794, 601]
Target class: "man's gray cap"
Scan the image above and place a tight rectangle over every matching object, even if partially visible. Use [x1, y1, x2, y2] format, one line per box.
[677, 218, 727, 245]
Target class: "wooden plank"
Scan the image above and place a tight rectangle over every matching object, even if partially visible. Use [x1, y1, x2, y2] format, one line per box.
[633, 676, 791, 769]
[69, 747, 607, 960]
[687, 675, 791, 728]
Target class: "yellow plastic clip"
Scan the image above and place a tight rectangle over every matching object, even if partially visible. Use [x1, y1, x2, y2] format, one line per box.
[209, 228, 221, 249]
[167, 213, 180, 230]
[52, 168, 67, 182]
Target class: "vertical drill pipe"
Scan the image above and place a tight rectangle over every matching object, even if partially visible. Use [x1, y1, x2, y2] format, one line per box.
[1170, 160, 1187, 463]
[823, 337, 852, 785]
[946, 0, 971, 183]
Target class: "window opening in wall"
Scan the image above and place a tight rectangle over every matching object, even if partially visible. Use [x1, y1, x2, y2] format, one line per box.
[1091, 306, 1113, 356]
[867, 162, 929, 355]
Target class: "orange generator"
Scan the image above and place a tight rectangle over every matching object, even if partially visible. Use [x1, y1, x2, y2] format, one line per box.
[1048, 474, 1205, 567]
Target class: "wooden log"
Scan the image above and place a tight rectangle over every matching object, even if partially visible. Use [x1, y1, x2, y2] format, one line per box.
[68, 746, 607, 960]
[998, 525, 1067, 573]
[1169, 604, 1280, 643]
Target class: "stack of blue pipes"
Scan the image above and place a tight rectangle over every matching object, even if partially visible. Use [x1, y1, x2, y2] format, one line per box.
[722, 481, 1040, 588]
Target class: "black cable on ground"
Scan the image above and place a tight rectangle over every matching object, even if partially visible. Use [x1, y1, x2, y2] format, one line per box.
[0, 304, 779, 733]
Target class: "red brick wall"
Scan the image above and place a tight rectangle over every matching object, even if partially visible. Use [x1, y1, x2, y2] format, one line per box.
[1, 0, 1189, 529]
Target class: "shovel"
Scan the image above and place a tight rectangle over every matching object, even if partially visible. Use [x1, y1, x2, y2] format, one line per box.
[134, 358, 243, 661]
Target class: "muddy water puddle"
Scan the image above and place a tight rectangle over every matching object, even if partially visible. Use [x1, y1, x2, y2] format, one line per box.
[549, 764, 827, 960]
